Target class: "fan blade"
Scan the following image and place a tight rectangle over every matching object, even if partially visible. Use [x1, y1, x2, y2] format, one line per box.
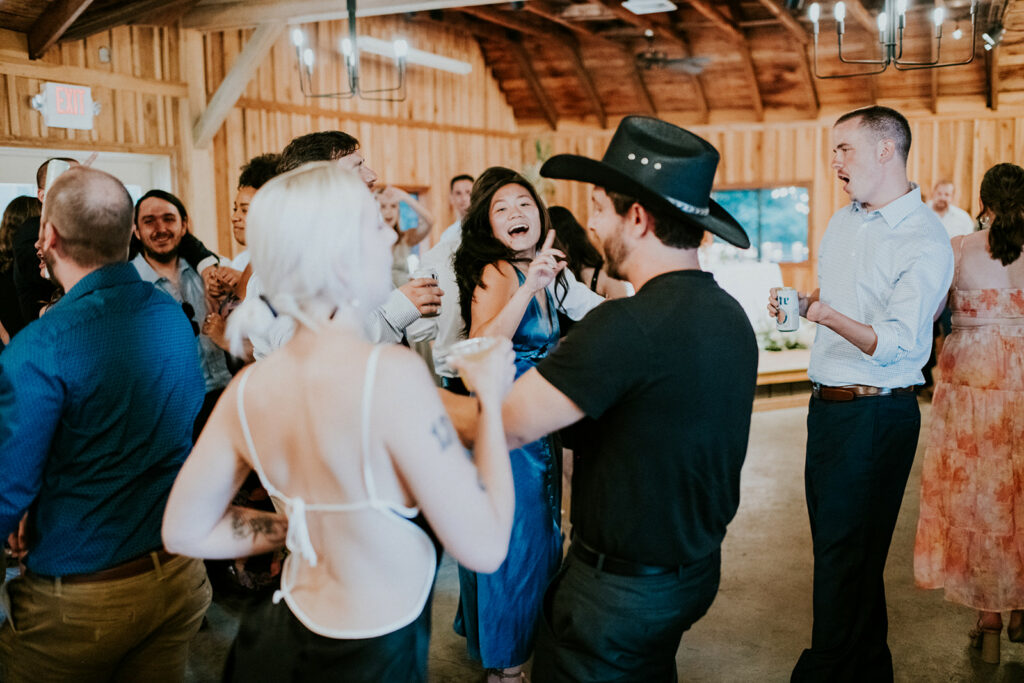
[663, 56, 711, 75]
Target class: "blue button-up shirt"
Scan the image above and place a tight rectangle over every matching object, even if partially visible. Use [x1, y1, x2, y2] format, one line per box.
[0, 263, 204, 576]
[809, 184, 954, 388]
[132, 253, 231, 394]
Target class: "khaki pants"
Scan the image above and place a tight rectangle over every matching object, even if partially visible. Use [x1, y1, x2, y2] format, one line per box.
[0, 555, 211, 683]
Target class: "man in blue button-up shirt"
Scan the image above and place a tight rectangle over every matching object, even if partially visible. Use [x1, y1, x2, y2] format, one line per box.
[0, 167, 211, 682]
[771, 107, 954, 682]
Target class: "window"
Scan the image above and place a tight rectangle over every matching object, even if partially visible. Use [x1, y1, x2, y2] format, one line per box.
[710, 186, 810, 263]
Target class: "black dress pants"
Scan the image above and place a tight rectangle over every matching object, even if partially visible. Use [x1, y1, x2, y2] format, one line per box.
[791, 393, 920, 683]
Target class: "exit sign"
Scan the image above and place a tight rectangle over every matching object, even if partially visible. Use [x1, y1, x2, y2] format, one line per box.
[36, 82, 95, 130]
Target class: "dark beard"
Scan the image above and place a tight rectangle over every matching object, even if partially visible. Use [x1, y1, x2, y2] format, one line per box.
[142, 244, 179, 264]
[602, 232, 629, 281]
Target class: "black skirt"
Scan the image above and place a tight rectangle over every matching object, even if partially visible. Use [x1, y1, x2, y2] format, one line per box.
[223, 592, 431, 683]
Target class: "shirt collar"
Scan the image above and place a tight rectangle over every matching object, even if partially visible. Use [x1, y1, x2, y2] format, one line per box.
[852, 183, 922, 229]
[131, 253, 190, 283]
[61, 262, 142, 304]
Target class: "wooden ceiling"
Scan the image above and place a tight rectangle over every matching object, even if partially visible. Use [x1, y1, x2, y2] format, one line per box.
[1, 0, 1020, 128]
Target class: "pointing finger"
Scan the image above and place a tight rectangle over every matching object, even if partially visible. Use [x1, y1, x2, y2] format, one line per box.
[541, 229, 556, 252]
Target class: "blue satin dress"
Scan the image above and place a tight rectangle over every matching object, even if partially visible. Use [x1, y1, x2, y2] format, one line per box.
[454, 268, 563, 669]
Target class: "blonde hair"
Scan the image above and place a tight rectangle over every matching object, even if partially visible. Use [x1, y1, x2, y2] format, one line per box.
[227, 162, 377, 355]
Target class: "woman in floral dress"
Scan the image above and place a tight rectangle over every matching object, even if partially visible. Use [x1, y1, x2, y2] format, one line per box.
[914, 163, 1024, 664]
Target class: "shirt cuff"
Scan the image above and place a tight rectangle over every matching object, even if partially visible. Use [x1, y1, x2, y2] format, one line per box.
[382, 288, 421, 332]
[868, 323, 899, 366]
[197, 256, 220, 274]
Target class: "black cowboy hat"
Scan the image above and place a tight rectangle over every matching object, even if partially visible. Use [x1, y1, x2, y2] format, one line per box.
[539, 116, 750, 248]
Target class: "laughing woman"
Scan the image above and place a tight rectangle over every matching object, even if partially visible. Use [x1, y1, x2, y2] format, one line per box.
[452, 167, 570, 682]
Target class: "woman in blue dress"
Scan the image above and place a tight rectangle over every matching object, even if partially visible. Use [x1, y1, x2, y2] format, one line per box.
[453, 167, 569, 682]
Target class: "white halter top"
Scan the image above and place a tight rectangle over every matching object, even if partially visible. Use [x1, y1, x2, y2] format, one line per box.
[236, 345, 437, 638]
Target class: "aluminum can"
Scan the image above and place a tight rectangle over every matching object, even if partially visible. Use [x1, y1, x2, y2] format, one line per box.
[410, 267, 440, 318]
[776, 287, 800, 332]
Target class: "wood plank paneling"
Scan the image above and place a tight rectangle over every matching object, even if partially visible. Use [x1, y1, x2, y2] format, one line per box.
[537, 112, 1024, 294]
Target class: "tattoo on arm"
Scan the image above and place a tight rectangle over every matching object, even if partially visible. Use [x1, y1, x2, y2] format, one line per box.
[229, 508, 286, 545]
[430, 415, 456, 451]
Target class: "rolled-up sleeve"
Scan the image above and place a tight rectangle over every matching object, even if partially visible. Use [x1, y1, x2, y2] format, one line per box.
[869, 239, 954, 366]
[365, 288, 421, 343]
[0, 340, 64, 537]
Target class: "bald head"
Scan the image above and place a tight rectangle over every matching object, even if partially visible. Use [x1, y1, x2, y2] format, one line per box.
[42, 166, 134, 267]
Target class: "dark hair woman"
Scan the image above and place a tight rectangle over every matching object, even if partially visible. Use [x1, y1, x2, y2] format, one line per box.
[0, 196, 42, 342]
[548, 205, 632, 299]
[914, 162, 1024, 664]
[451, 167, 569, 682]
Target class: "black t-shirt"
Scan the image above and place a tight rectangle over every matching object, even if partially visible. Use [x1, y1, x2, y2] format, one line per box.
[12, 216, 55, 323]
[537, 270, 758, 566]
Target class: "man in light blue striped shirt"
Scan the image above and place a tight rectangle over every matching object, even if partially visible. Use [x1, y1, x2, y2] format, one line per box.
[770, 106, 953, 682]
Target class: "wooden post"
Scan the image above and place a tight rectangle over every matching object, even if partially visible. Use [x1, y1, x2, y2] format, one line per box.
[177, 28, 221, 252]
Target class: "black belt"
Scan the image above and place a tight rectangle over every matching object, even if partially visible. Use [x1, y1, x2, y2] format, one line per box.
[570, 540, 676, 577]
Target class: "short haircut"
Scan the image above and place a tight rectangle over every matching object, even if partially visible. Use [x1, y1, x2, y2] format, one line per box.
[277, 131, 360, 175]
[605, 191, 704, 249]
[36, 157, 78, 190]
[835, 106, 912, 162]
[239, 153, 281, 189]
[134, 189, 188, 228]
[933, 179, 955, 191]
[450, 174, 473, 191]
[43, 167, 133, 267]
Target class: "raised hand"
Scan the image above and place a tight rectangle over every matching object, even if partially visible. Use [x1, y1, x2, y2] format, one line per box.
[525, 230, 566, 293]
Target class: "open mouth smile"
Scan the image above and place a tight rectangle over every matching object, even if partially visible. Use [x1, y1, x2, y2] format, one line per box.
[507, 223, 529, 237]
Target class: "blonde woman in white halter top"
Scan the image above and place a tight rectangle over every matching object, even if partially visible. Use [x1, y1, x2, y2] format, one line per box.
[161, 161, 516, 682]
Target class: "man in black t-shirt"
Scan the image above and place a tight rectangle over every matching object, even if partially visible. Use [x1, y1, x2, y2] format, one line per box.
[499, 117, 759, 681]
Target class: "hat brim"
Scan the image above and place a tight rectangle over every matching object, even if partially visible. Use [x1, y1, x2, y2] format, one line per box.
[540, 154, 751, 249]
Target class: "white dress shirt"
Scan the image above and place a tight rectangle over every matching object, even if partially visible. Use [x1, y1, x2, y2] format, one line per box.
[927, 202, 976, 239]
[809, 184, 954, 388]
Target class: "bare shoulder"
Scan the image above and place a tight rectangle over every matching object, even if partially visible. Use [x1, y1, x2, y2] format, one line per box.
[373, 344, 440, 400]
[479, 261, 519, 292]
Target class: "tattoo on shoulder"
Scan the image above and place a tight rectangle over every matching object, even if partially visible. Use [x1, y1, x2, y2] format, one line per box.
[229, 508, 285, 543]
[430, 415, 457, 451]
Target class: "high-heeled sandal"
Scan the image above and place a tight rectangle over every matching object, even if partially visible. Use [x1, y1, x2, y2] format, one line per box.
[969, 622, 1001, 664]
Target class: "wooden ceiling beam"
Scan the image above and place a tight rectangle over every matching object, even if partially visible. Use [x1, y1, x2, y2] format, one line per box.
[753, 0, 809, 45]
[594, 0, 707, 119]
[565, 37, 607, 129]
[509, 39, 558, 130]
[844, 0, 877, 36]
[193, 23, 284, 148]
[27, 0, 94, 59]
[522, 0, 608, 41]
[629, 62, 658, 117]
[457, 5, 563, 40]
[61, 0, 195, 43]
[754, 0, 817, 114]
[686, 0, 763, 120]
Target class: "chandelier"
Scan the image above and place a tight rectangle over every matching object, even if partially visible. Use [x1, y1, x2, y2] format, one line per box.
[807, 0, 978, 78]
[290, 0, 408, 101]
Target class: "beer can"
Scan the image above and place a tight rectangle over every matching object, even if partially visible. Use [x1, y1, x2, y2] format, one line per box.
[776, 287, 800, 332]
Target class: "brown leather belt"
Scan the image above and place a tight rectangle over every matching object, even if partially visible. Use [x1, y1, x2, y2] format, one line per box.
[31, 550, 177, 584]
[812, 383, 918, 402]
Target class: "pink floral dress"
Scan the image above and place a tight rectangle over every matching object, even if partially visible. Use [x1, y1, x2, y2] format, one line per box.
[914, 286, 1024, 611]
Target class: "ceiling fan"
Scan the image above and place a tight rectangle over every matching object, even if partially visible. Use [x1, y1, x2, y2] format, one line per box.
[635, 29, 711, 75]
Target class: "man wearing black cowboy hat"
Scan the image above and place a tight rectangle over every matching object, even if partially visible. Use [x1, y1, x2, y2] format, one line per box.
[485, 116, 759, 680]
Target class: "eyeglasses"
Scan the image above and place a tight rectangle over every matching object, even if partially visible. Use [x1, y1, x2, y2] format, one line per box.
[181, 302, 200, 337]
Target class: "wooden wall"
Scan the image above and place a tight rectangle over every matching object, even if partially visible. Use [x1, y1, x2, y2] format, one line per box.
[532, 111, 1024, 294]
[203, 15, 523, 257]
[0, 26, 185, 152]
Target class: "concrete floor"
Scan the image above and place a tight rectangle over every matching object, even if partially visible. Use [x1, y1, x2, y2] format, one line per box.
[186, 401, 1024, 682]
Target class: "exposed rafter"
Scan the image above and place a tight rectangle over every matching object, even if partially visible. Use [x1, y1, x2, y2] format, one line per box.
[509, 39, 558, 130]
[629, 62, 658, 117]
[686, 0, 763, 120]
[27, 0, 94, 59]
[845, 0, 878, 36]
[594, 0, 708, 120]
[457, 5, 560, 39]
[522, 0, 601, 39]
[565, 37, 607, 129]
[986, 44, 1000, 111]
[62, 0, 196, 42]
[753, 0, 808, 45]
